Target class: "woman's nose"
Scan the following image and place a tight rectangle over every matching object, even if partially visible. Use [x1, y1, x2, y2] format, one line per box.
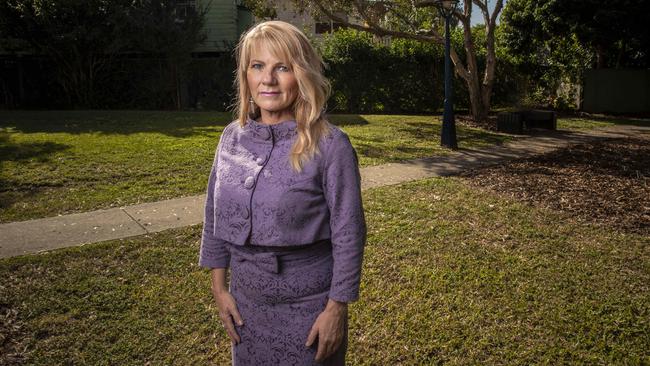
[262, 69, 276, 84]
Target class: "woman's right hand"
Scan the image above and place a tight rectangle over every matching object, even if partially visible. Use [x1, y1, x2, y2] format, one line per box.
[213, 289, 244, 344]
[211, 268, 243, 344]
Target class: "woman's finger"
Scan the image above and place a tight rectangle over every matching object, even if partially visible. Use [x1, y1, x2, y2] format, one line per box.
[319, 334, 341, 361]
[220, 313, 241, 344]
[229, 306, 244, 326]
[305, 324, 318, 347]
[315, 339, 327, 362]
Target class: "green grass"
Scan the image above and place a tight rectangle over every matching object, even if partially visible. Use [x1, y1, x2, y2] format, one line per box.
[327, 114, 508, 166]
[558, 116, 650, 130]
[1, 177, 648, 365]
[0, 111, 509, 223]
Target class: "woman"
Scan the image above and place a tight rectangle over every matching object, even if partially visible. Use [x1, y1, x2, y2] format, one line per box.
[199, 20, 366, 365]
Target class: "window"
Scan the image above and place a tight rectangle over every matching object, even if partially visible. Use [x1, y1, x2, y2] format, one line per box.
[175, 0, 197, 23]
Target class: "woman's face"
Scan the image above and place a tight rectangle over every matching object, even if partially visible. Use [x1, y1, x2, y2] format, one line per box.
[247, 44, 299, 123]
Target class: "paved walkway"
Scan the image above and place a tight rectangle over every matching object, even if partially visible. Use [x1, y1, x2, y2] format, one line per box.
[1, 124, 647, 259]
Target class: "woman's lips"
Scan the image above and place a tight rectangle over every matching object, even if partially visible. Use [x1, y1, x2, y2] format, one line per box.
[260, 92, 280, 96]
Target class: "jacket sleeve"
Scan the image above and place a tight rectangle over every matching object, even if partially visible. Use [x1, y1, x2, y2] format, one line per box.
[323, 130, 366, 303]
[198, 130, 231, 269]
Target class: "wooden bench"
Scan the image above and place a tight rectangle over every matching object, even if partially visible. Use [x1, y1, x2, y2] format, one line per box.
[497, 110, 557, 134]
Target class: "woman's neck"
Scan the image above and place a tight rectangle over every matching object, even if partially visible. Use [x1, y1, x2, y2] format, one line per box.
[258, 110, 295, 125]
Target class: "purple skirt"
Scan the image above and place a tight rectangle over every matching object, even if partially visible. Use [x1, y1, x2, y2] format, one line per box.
[227, 240, 347, 366]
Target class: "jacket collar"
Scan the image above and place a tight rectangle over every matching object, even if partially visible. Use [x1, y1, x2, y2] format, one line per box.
[245, 117, 297, 141]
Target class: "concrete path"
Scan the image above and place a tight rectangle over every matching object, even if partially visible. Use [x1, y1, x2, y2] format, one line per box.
[1, 124, 647, 259]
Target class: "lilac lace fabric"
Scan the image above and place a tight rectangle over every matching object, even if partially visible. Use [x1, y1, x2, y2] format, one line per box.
[228, 242, 347, 365]
[199, 119, 365, 365]
[199, 118, 367, 303]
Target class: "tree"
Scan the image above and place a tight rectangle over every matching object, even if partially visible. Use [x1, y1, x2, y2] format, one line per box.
[501, 0, 650, 70]
[278, 0, 504, 122]
[125, 1, 207, 109]
[499, 0, 592, 107]
[547, 0, 650, 69]
[500, 0, 650, 108]
[0, 0, 206, 108]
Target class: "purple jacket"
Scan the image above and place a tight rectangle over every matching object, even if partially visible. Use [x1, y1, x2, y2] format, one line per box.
[199, 118, 366, 302]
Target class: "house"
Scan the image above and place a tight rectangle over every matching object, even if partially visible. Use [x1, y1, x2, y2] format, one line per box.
[191, 0, 254, 54]
[191, 0, 355, 54]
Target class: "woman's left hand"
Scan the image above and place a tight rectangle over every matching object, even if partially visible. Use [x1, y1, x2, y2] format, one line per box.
[305, 299, 348, 362]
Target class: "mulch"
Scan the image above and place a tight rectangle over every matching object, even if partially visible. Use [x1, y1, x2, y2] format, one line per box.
[460, 136, 650, 235]
[456, 115, 498, 131]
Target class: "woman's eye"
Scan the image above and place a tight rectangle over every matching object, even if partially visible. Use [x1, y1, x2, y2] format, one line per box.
[277, 65, 290, 72]
[251, 63, 263, 70]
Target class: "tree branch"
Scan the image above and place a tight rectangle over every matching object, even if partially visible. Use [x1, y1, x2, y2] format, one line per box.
[453, 9, 468, 23]
[489, 0, 504, 26]
[383, 2, 420, 33]
[352, 0, 379, 28]
[413, 0, 437, 7]
[472, 0, 489, 25]
[312, 0, 442, 43]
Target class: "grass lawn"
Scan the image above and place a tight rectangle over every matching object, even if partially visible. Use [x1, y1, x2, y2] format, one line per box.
[1, 177, 648, 365]
[557, 115, 650, 130]
[0, 111, 509, 223]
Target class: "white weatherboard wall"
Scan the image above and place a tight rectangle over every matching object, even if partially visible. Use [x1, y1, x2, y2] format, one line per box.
[196, 0, 238, 53]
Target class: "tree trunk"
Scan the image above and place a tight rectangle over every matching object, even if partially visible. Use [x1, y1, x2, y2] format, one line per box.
[596, 44, 606, 69]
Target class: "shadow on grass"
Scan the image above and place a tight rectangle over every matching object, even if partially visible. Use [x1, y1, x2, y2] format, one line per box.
[567, 115, 650, 127]
[0, 110, 233, 138]
[0, 133, 71, 213]
[401, 120, 509, 147]
[458, 128, 509, 146]
[326, 114, 370, 127]
[355, 143, 389, 159]
[400, 121, 439, 137]
[0, 133, 70, 163]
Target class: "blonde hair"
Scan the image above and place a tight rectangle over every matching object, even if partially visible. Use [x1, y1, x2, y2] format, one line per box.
[234, 20, 331, 171]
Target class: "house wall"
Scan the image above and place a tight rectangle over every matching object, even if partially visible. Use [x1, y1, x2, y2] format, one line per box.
[195, 0, 254, 53]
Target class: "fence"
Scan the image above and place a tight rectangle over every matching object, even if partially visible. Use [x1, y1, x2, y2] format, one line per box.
[582, 69, 650, 114]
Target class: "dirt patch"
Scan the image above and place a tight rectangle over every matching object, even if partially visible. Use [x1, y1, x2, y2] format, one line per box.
[456, 115, 498, 131]
[461, 136, 650, 235]
[0, 302, 28, 365]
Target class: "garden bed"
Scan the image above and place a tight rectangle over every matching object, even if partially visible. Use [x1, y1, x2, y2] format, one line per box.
[461, 136, 650, 234]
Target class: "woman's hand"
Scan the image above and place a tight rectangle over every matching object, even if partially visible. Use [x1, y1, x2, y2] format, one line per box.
[211, 269, 243, 344]
[305, 299, 347, 362]
[213, 289, 244, 344]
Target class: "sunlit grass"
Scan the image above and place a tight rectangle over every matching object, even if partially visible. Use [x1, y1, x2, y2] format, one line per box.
[0, 111, 508, 222]
[1, 177, 647, 364]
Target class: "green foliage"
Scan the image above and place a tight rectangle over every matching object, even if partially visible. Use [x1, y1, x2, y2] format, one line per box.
[320, 28, 444, 113]
[544, 0, 650, 69]
[500, 0, 649, 108]
[320, 29, 396, 113]
[0, 0, 207, 108]
[319, 26, 527, 113]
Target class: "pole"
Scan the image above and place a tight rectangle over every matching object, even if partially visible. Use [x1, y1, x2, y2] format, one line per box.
[441, 14, 457, 149]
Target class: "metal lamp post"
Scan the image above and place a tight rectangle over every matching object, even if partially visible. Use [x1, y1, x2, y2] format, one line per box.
[435, 0, 458, 149]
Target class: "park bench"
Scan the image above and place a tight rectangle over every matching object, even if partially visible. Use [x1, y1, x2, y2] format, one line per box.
[497, 110, 557, 134]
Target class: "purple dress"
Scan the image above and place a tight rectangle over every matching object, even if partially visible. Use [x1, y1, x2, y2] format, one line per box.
[199, 118, 366, 365]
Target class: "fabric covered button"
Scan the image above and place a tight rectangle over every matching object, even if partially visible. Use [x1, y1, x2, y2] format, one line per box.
[241, 207, 250, 219]
[244, 176, 255, 189]
[256, 156, 265, 165]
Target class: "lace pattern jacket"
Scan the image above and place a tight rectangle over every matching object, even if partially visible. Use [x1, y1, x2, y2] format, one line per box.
[199, 118, 366, 302]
